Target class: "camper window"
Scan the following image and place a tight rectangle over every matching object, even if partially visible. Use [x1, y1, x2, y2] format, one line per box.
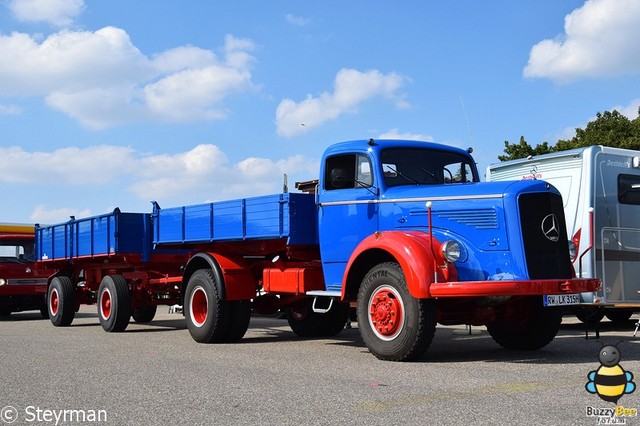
[618, 174, 640, 205]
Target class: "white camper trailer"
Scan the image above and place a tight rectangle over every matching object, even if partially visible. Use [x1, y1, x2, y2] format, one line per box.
[486, 145, 640, 323]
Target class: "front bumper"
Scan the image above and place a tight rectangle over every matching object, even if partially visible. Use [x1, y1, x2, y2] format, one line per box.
[428, 278, 601, 298]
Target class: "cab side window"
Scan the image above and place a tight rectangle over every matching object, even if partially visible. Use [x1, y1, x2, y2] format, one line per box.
[324, 154, 372, 191]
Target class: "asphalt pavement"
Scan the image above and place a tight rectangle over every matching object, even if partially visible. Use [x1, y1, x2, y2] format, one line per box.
[1, 307, 640, 426]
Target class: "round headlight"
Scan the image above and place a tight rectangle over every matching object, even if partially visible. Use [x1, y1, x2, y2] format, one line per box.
[0, 278, 6, 286]
[441, 240, 461, 263]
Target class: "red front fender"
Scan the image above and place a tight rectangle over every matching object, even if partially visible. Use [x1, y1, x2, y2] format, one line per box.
[343, 231, 457, 299]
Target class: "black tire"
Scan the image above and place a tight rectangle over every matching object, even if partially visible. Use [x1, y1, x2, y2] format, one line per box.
[184, 269, 230, 343]
[222, 300, 251, 342]
[98, 275, 131, 332]
[487, 296, 562, 350]
[605, 310, 634, 324]
[48, 276, 76, 327]
[576, 310, 605, 324]
[40, 305, 49, 319]
[286, 298, 350, 338]
[132, 306, 157, 323]
[357, 262, 436, 361]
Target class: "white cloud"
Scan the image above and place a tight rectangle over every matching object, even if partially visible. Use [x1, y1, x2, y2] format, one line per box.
[378, 129, 434, 142]
[275, 68, 410, 137]
[2, 144, 318, 208]
[129, 147, 317, 201]
[0, 29, 255, 129]
[9, 0, 85, 27]
[0, 104, 22, 115]
[524, 0, 640, 82]
[0, 145, 135, 184]
[285, 14, 311, 27]
[613, 98, 640, 119]
[551, 98, 640, 142]
[30, 205, 93, 224]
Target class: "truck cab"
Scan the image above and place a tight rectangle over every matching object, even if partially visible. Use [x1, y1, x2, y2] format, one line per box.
[317, 139, 478, 292]
[0, 223, 51, 317]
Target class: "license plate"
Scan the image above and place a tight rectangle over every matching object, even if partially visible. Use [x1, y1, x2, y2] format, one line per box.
[544, 294, 581, 306]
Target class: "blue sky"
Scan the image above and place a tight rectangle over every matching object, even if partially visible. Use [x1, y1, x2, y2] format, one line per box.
[1, 0, 639, 223]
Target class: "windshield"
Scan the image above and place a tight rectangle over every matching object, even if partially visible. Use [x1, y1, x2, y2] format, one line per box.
[0, 239, 35, 263]
[381, 148, 478, 187]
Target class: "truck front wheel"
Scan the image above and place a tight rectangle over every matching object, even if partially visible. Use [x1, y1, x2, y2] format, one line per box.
[48, 276, 75, 327]
[487, 296, 562, 350]
[98, 275, 131, 332]
[357, 262, 436, 361]
[184, 269, 230, 343]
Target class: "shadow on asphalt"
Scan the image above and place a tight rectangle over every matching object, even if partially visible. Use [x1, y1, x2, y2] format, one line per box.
[5, 309, 640, 364]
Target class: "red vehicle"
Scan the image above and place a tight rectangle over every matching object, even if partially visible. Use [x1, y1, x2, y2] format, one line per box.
[0, 223, 51, 317]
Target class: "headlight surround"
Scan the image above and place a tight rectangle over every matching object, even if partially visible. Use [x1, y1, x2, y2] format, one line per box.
[441, 240, 462, 263]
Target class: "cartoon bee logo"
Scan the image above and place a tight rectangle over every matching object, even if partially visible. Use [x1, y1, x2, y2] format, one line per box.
[586, 343, 636, 403]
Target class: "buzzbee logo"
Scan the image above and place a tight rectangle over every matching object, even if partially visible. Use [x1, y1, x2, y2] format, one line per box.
[586, 343, 636, 403]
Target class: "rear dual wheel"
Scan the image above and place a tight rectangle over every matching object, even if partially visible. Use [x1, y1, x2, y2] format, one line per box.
[185, 269, 250, 343]
[487, 296, 562, 350]
[286, 298, 349, 338]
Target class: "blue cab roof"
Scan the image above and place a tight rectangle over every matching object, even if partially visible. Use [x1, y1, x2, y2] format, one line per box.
[322, 139, 472, 158]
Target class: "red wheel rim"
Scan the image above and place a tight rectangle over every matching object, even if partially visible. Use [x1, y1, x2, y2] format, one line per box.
[100, 288, 112, 320]
[368, 285, 404, 340]
[50, 288, 59, 316]
[190, 286, 208, 327]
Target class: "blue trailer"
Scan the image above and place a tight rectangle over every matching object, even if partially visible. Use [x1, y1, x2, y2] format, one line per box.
[36, 139, 600, 361]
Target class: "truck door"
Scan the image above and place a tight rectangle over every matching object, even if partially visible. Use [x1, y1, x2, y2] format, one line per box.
[318, 153, 378, 293]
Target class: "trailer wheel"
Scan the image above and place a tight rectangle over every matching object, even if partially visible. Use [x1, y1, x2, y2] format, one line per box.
[286, 298, 349, 338]
[132, 306, 157, 323]
[98, 275, 131, 332]
[357, 262, 436, 361]
[222, 300, 251, 342]
[185, 269, 230, 343]
[487, 296, 562, 350]
[48, 276, 75, 327]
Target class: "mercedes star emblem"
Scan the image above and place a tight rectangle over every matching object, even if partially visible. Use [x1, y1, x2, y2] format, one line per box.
[541, 214, 559, 242]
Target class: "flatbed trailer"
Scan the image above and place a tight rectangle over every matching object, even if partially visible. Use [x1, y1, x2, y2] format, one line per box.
[36, 139, 600, 361]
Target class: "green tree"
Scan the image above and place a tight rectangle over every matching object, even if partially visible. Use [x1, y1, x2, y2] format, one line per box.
[497, 136, 552, 161]
[499, 107, 640, 161]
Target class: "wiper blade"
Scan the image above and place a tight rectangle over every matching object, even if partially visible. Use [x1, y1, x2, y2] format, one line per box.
[386, 165, 419, 184]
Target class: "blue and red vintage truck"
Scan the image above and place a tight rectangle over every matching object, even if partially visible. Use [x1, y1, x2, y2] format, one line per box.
[35, 139, 600, 361]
